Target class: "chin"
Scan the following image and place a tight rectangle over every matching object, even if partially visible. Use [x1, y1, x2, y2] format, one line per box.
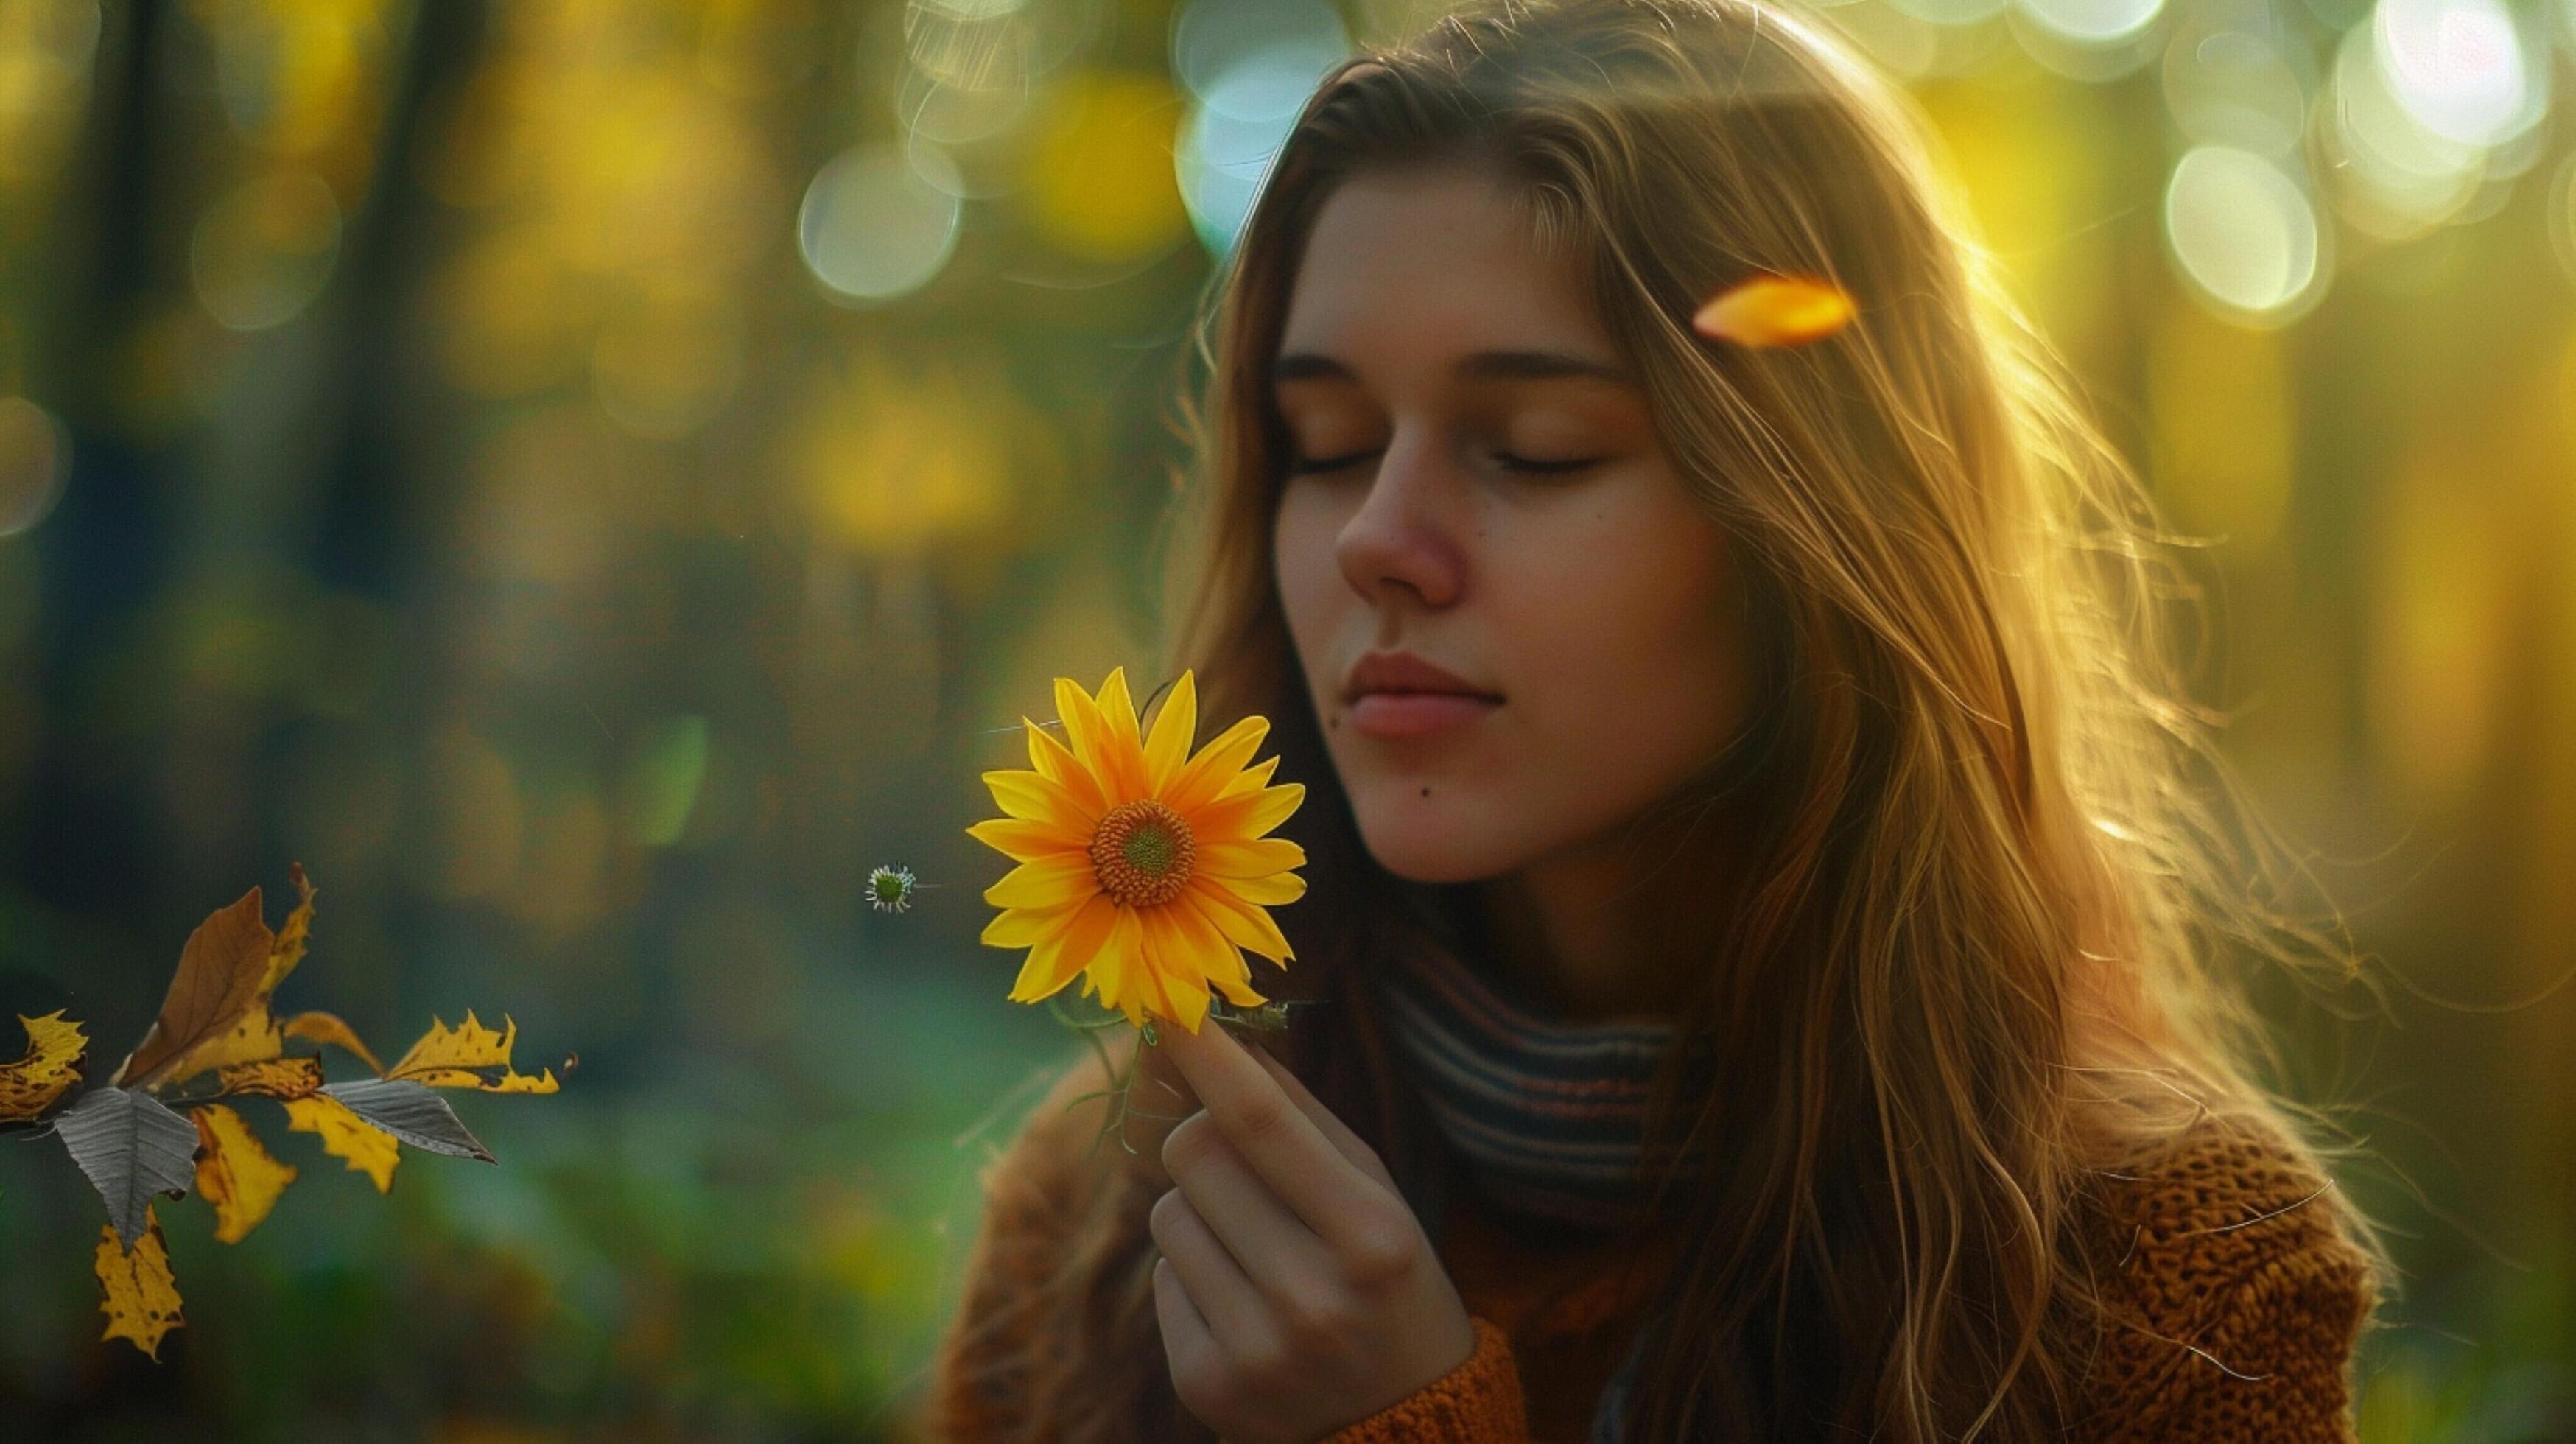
[1350, 794, 1525, 884]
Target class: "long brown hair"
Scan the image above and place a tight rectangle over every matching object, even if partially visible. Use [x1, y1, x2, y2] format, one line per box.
[970, 0, 2385, 1437]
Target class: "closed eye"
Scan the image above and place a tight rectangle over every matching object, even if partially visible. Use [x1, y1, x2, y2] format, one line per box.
[1494, 452, 1601, 475]
[1285, 449, 1378, 477]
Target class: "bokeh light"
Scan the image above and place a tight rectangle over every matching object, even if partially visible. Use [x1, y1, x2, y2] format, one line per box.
[2162, 144, 2326, 321]
[1018, 69, 1191, 264]
[188, 169, 342, 331]
[2370, 0, 2530, 148]
[0, 396, 68, 536]
[1171, 0, 1348, 256]
[2161, 24, 2309, 155]
[798, 142, 964, 304]
[2011, 0, 2163, 49]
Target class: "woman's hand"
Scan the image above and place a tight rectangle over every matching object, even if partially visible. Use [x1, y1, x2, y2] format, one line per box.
[1145, 1017, 1478, 1444]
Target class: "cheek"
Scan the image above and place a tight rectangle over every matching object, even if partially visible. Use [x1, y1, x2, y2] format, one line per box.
[1271, 488, 1345, 675]
[1499, 499, 1743, 768]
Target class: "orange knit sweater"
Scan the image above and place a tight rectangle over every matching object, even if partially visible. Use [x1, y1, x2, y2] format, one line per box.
[917, 1051, 2378, 1442]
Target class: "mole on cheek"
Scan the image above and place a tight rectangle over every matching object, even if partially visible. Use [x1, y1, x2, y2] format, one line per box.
[1419, 787, 1431, 797]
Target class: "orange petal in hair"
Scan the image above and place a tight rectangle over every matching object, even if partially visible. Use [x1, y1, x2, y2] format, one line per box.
[1691, 272, 1855, 348]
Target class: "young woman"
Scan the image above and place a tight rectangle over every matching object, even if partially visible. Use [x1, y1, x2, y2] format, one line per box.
[924, 0, 2384, 1437]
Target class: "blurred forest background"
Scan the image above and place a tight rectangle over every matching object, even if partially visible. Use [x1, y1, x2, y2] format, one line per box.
[0, 0, 2568, 1438]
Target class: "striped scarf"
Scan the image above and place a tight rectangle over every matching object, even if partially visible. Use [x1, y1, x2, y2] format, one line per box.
[1375, 926, 1708, 1230]
[1370, 895, 1708, 1440]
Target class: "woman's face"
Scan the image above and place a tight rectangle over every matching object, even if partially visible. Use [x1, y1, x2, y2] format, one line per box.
[1271, 164, 1756, 885]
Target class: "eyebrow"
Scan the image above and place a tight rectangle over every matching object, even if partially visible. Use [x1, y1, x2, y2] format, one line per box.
[1270, 348, 1637, 389]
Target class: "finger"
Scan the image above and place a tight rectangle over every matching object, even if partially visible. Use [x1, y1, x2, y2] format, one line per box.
[1120, 1028, 1201, 1182]
[1153, 1253, 1222, 1383]
[1163, 1112, 1340, 1307]
[1242, 1040, 1400, 1196]
[1157, 1019, 1386, 1247]
[1151, 1185, 1281, 1359]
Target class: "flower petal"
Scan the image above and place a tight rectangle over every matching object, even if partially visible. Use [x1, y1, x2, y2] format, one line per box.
[1086, 906, 1148, 1024]
[1155, 900, 1263, 1012]
[982, 899, 1084, 948]
[1095, 667, 1146, 777]
[1214, 869, 1305, 906]
[1008, 893, 1117, 1003]
[1187, 878, 1294, 964]
[1137, 906, 1212, 1034]
[1196, 838, 1305, 878]
[1141, 670, 1198, 800]
[984, 852, 1099, 911]
[1025, 718, 1109, 820]
[1194, 782, 1305, 842]
[1166, 715, 1268, 815]
[1210, 968, 1266, 1009]
[1179, 892, 1267, 1016]
[966, 816, 1086, 863]
[981, 768, 1093, 835]
[1214, 754, 1278, 800]
[1054, 676, 1135, 804]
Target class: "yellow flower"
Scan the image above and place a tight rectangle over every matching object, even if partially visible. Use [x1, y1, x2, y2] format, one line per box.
[968, 667, 1305, 1035]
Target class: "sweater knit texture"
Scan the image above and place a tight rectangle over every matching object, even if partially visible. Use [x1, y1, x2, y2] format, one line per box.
[920, 1024, 2377, 1441]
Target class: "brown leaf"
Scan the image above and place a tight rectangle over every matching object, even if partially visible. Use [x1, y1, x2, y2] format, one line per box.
[192, 1104, 296, 1244]
[281, 1010, 385, 1074]
[117, 866, 320, 1090]
[282, 1091, 399, 1193]
[112, 888, 271, 1088]
[1691, 273, 1855, 348]
[213, 1056, 324, 1100]
[387, 1012, 560, 1094]
[94, 1205, 183, 1359]
[0, 1011, 86, 1121]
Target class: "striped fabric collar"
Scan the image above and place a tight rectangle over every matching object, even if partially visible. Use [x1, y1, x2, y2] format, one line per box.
[1372, 898, 1711, 1234]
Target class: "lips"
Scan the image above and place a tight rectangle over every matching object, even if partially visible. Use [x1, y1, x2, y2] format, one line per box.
[1342, 651, 1501, 705]
[1342, 651, 1501, 740]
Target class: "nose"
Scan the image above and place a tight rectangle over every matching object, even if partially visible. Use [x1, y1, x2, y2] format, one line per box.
[1333, 427, 1468, 613]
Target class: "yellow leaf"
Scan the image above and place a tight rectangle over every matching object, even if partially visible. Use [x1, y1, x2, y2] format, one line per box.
[1690, 273, 1856, 348]
[118, 866, 320, 1090]
[192, 1104, 296, 1244]
[158, 1011, 285, 1082]
[0, 1011, 86, 1121]
[94, 1205, 183, 1359]
[214, 1056, 324, 1099]
[282, 1093, 399, 1193]
[281, 1011, 384, 1074]
[387, 1011, 559, 1094]
[261, 863, 315, 995]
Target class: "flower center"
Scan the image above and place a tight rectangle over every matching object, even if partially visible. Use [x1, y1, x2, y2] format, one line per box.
[1089, 799, 1194, 907]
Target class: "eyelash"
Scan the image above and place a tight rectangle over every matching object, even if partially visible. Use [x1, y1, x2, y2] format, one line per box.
[1284, 449, 1600, 477]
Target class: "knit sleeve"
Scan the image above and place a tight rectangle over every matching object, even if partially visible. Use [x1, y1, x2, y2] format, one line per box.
[919, 1052, 1111, 1441]
[1314, 1315, 1531, 1443]
[2079, 1115, 2380, 1443]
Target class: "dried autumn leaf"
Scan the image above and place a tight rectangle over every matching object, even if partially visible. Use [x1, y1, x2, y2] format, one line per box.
[0, 1011, 86, 1121]
[192, 1103, 296, 1244]
[281, 1010, 384, 1074]
[55, 1085, 197, 1246]
[214, 1056, 324, 1100]
[115, 867, 318, 1090]
[94, 1205, 183, 1359]
[282, 1091, 400, 1193]
[111, 889, 270, 1088]
[322, 1079, 494, 1161]
[1691, 272, 1855, 348]
[387, 1012, 560, 1094]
